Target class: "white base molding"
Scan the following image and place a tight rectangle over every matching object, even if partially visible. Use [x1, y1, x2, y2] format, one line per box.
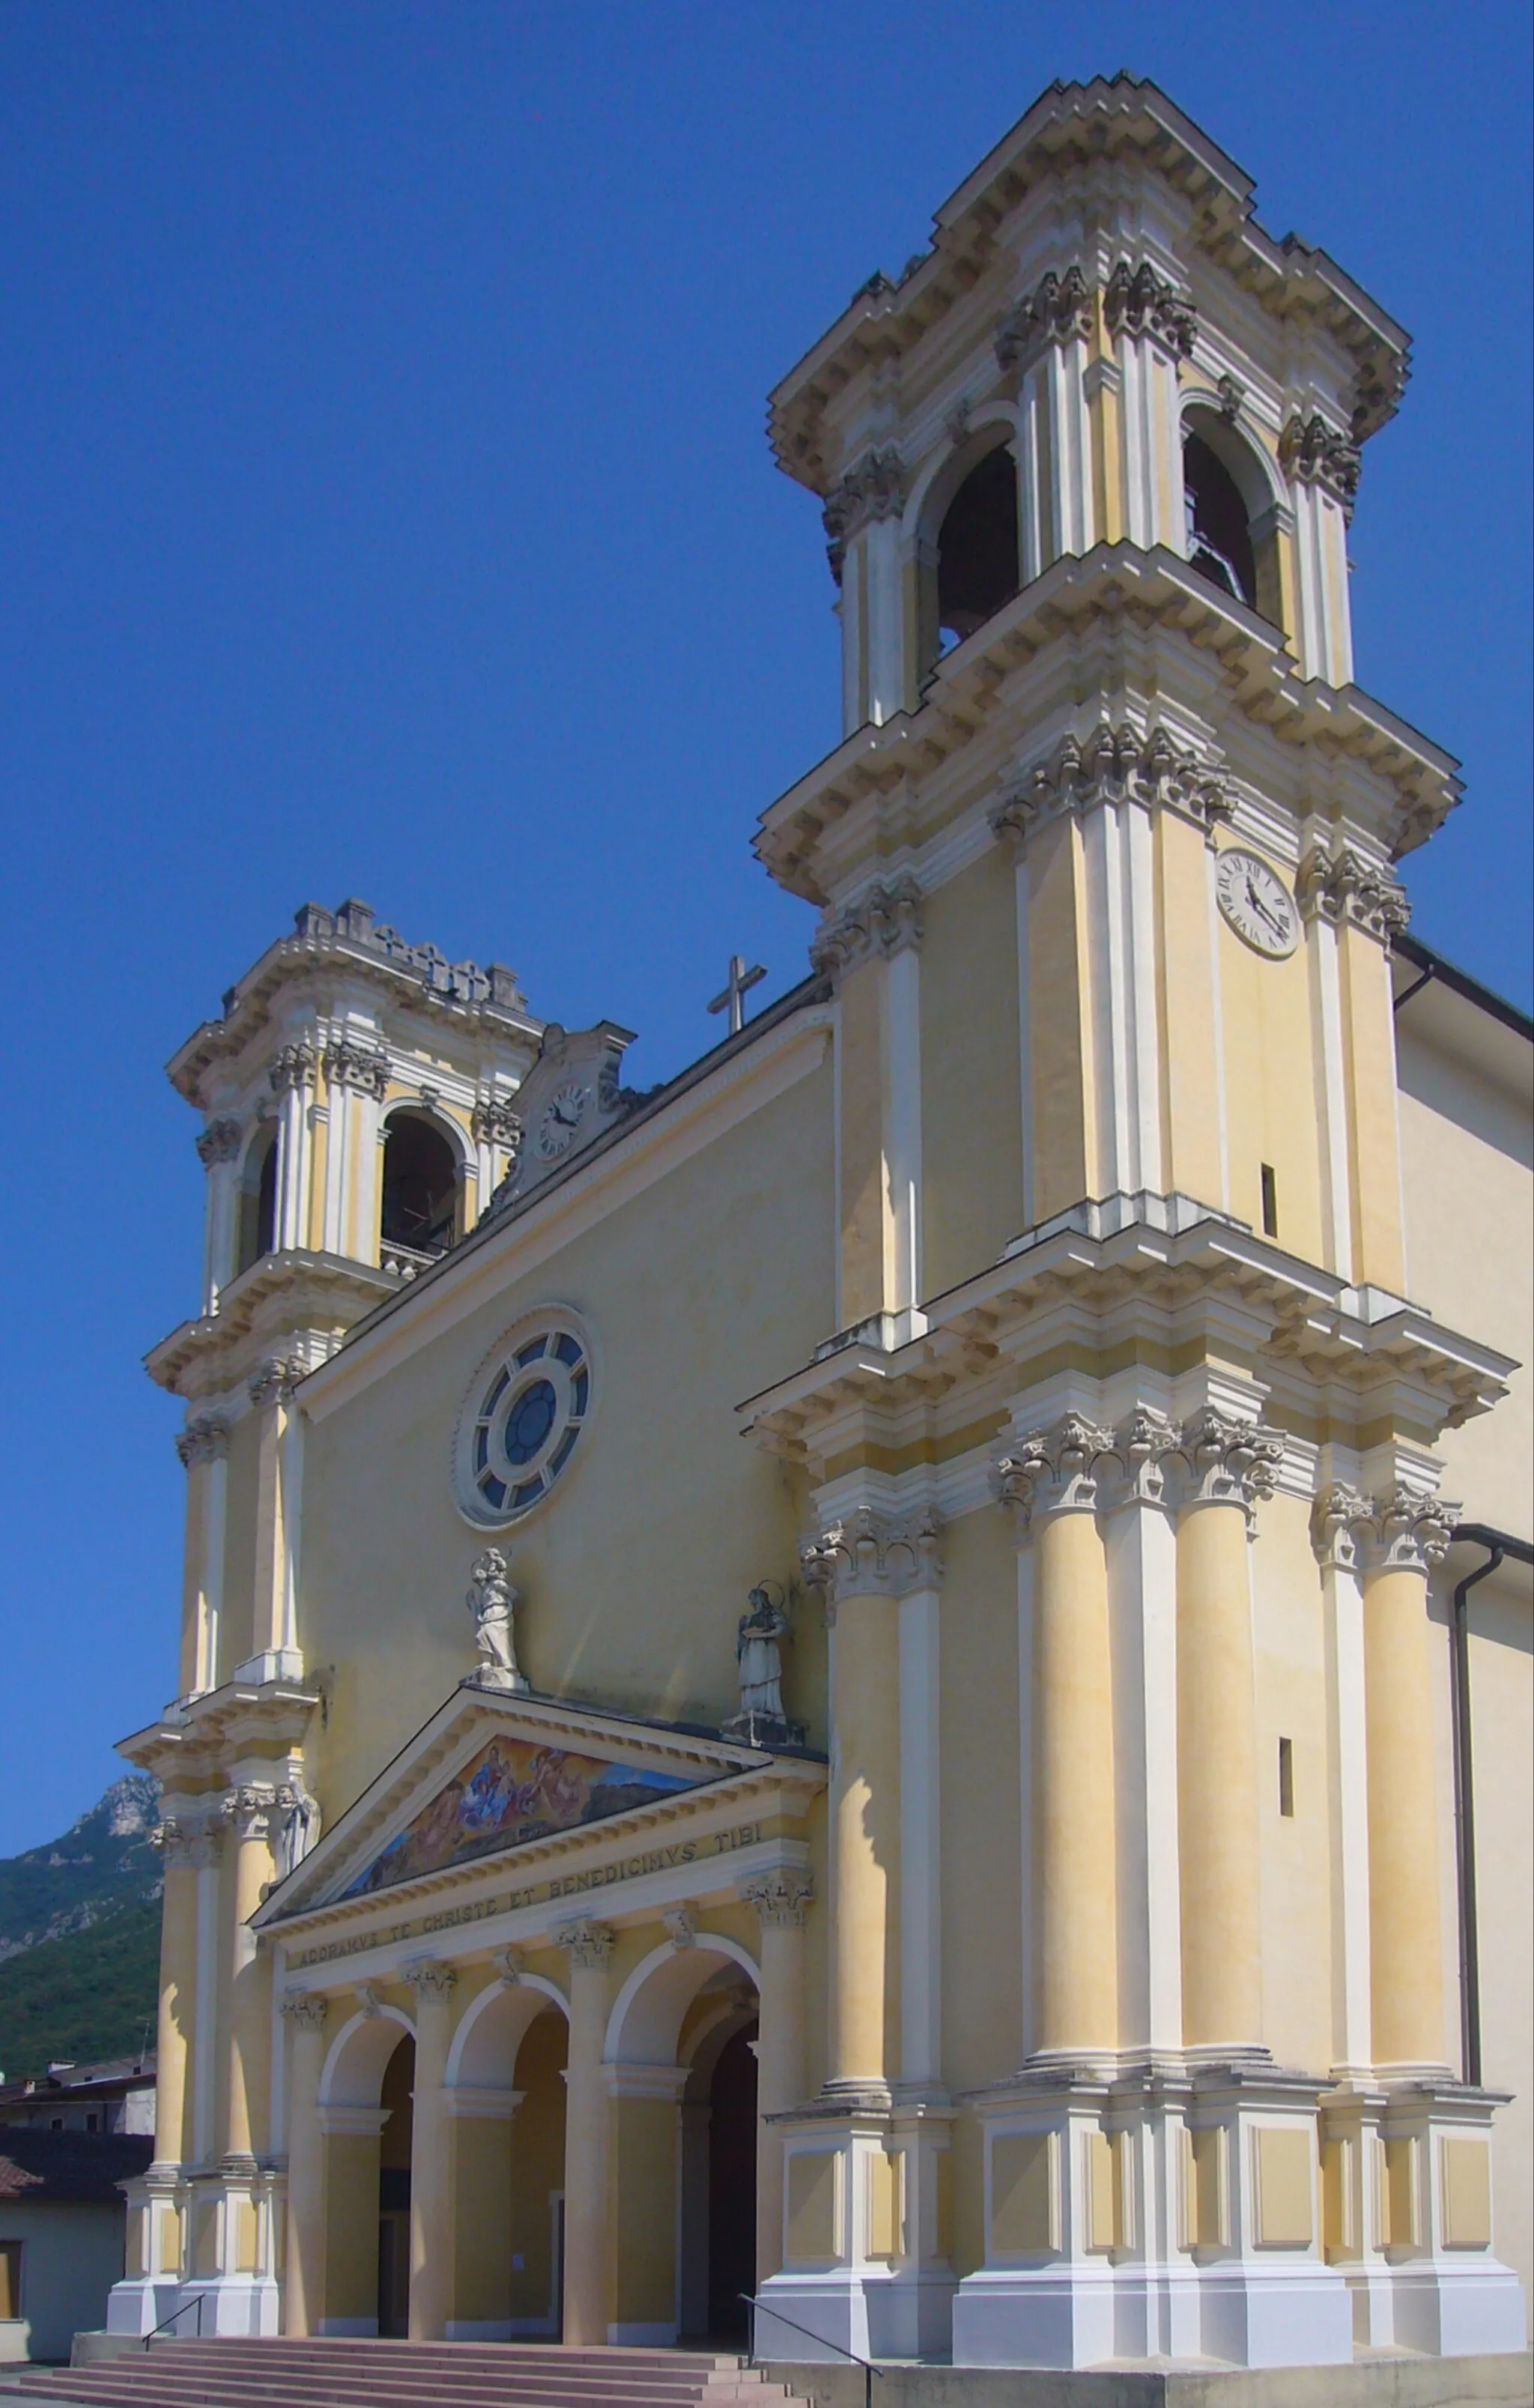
[951, 2054, 1356, 2370]
[762, 2093, 957, 2360]
[105, 2272, 281, 2339]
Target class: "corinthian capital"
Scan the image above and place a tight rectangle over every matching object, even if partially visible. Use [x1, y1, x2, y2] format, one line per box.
[196, 1116, 243, 1169]
[1279, 413, 1362, 520]
[269, 1041, 318, 1095]
[1296, 844, 1410, 945]
[992, 724, 1231, 852]
[403, 1959, 458, 2006]
[249, 1358, 301, 1411]
[1176, 1408, 1286, 1511]
[1310, 1481, 1372, 1570]
[555, 1919, 614, 1971]
[1103, 258, 1197, 357]
[176, 1414, 231, 1471]
[152, 1812, 222, 1871]
[1362, 1486, 1458, 1576]
[995, 264, 1092, 370]
[809, 875, 923, 978]
[739, 1869, 813, 1929]
[801, 1505, 942, 1606]
[471, 1095, 523, 1151]
[821, 446, 906, 586]
[321, 1040, 389, 1099]
[995, 1413, 1115, 1525]
[279, 1991, 329, 2035]
[221, 1783, 280, 1842]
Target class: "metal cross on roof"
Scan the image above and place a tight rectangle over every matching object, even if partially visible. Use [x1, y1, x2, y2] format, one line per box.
[708, 953, 766, 1036]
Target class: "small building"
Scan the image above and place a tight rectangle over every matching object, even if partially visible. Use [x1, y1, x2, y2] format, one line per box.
[0, 2129, 154, 2364]
[0, 2060, 157, 2141]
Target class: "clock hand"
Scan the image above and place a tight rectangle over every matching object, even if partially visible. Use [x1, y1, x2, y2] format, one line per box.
[1245, 877, 1285, 935]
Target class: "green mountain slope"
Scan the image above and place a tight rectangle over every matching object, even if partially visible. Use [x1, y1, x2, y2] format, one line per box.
[0, 1776, 165, 2081]
[0, 1776, 161, 1960]
[0, 1897, 162, 2082]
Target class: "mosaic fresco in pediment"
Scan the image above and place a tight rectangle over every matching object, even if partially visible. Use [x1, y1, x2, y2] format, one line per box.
[341, 1730, 706, 1899]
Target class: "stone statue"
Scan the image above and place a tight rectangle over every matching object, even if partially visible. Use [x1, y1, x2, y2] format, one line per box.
[465, 1548, 529, 1692]
[273, 1779, 321, 1881]
[722, 1582, 804, 1749]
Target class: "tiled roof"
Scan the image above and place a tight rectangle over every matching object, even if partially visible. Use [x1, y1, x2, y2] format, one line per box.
[0, 2129, 153, 2202]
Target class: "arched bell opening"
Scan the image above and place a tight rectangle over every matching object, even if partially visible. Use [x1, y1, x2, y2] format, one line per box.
[379, 1108, 461, 1267]
[929, 439, 1022, 663]
[1180, 405, 1285, 633]
[235, 1124, 279, 1276]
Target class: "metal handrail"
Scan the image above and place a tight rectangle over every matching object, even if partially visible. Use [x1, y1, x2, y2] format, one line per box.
[741, 2293, 884, 2408]
[141, 2290, 210, 2348]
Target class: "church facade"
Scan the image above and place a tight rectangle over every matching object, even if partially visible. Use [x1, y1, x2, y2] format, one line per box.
[109, 76, 1531, 2375]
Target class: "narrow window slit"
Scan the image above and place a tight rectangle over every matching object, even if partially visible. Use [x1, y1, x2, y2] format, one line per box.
[1279, 1737, 1295, 1818]
[1261, 1163, 1279, 1238]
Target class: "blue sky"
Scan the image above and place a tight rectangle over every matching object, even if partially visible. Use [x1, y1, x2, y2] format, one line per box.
[0, 3, 1528, 1853]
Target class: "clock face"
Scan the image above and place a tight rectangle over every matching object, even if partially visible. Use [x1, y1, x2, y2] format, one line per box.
[536, 1080, 587, 1159]
[1216, 848, 1299, 959]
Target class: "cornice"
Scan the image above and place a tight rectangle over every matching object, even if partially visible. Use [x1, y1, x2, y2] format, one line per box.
[145, 1252, 397, 1401]
[737, 1194, 1513, 1477]
[169, 906, 543, 1110]
[119, 1673, 322, 1786]
[768, 73, 1408, 490]
[752, 543, 1459, 905]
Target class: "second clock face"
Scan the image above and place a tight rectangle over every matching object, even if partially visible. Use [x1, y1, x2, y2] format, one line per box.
[1216, 848, 1300, 959]
[536, 1080, 587, 1158]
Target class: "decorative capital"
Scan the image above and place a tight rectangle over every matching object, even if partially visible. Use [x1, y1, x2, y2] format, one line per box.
[801, 1505, 942, 1607]
[1297, 844, 1410, 945]
[196, 1116, 243, 1169]
[269, 1041, 318, 1095]
[821, 445, 906, 585]
[1279, 412, 1362, 521]
[555, 1918, 615, 1971]
[279, 1991, 329, 2035]
[153, 1812, 222, 1871]
[321, 1040, 389, 1099]
[493, 1947, 524, 1990]
[992, 724, 1232, 853]
[809, 874, 923, 979]
[354, 1982, 383, 2018]
[996, 1413, 1116, 1525]
[220, 1782, 280, 1842]
[1103, 1407, 1183, 1509]
[739, 1869, 813, 1930]
[403, 1959, 458, 2006]
[1103, 258, 1196, 358]
[662, 1906, 697, 1952]
[1362, 1486, 1458, 1576]
[471, 1095, 523, 1152]
[1311, 1482, 1372, 1570]
[176, 1413, 231, 1471]
[1177, 1407, 1286, 1512]
[1216, 372, 1244, 423]
[995, 264, 1092, 371]
[249, 1358, 301, 1411]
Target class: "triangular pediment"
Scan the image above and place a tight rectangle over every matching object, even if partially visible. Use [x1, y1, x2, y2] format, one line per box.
[255, 1683, 785, 1928]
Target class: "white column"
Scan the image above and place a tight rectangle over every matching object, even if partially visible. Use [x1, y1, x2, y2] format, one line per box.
[279, 1403, 304, 1660]
[1305, 898, 1355, 1280]
[279, 1991, 329, 2335]
[883, 938, 924, 1334]
[1313, 1483, 1373, 2074]
[270, 1044, 316, 1251]
[1016, 369, 1047, 585]
[322, 1080, 348, 1254]
[863, 510, 906, 726]
[198, 1121, 243, 1310]
[898, 1583, 942, 2092]
[201, 1431, 228, 1693]
[1044, 336, 1093, 558]
[404, 1961, 458, 2341]
[557, 1918, 614, 2346]
[1103, 1411, 1183, 2052]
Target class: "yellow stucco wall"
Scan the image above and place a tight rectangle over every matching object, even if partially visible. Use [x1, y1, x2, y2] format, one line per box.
[1252, 1489, 1336, 2077]
[920, 847, 1022, 1298]
[299, 1062, 835, 1826]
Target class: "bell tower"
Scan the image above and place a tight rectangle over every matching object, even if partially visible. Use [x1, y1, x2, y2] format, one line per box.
[751, 76, 1517, 2374]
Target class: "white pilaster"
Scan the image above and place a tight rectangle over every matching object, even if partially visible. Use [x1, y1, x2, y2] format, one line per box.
[897, 1584, 942, 2093]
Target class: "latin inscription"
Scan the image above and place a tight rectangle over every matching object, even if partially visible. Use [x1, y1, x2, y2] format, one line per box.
[289, 1823, 763, 1969]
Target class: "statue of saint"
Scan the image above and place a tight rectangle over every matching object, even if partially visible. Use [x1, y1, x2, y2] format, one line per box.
[723, 1582, 804, 1747]
[273, 1779, 321, 1881]
[465, 1548, 529, 1692]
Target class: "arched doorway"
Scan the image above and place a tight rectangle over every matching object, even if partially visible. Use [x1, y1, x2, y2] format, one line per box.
[706, 2020, 758, 2340]
[377, 2033, 413, 2338]
[442, 1976, 569, 2341]
[606, 1937, 760, 2347]
[313, 2000, 416, 2338]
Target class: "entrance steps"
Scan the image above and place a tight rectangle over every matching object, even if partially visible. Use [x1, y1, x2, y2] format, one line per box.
[10, 2341, 813, 2408]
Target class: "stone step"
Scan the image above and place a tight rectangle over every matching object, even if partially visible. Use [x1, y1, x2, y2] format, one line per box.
[13, 2341, 810, 2408]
